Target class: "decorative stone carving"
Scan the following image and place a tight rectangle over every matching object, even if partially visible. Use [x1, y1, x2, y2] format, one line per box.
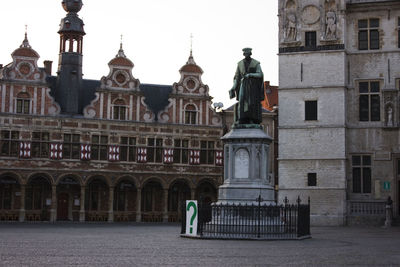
[301, 5, 320, 25]
[234, 149, 249, 179]
[285, 12, 297, 42]
[325, 11, 337, 40]
[387, 105, 393, 127]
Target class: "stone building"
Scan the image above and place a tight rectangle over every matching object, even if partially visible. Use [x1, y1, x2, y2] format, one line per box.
[278, 0, 400, 225]
[0, 0, 224, 222]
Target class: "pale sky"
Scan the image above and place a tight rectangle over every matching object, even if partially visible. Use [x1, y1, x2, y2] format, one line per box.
[0, 0, 278, 108]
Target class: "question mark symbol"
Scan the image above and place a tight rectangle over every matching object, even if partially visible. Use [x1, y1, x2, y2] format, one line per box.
[187, 201, 197, 234]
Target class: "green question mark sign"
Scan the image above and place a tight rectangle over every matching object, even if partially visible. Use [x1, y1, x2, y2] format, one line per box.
[186, 201, 197, 234]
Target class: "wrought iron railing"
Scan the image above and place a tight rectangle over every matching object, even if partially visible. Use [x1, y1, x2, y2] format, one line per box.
[348, 200, 386, 216]
[181, 197, 310, 240]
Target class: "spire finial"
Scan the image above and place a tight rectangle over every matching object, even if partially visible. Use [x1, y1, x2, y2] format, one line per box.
[20, 25, 31, 48]
[116, 34, 126, 58]
[190, 33, 193, 56]
[187, 33, 196, 65]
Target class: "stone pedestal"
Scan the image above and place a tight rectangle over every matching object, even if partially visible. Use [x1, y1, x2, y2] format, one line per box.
[218, 127, 274, 204]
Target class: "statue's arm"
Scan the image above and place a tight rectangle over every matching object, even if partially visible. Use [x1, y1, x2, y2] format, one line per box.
[245, 63, 263, 78]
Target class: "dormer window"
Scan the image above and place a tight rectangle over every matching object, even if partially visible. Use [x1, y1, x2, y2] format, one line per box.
[184, 104, 197, 125]
[16, 92, 31, 114]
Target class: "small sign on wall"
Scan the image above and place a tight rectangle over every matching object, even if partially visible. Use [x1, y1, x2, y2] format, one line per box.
[383, 181, 391, 191]
[185, 200, 198, 236]
[74, 199, 80, 206]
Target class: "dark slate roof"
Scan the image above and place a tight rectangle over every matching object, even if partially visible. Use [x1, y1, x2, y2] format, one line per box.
[81, 79, 100, 109]
[46, 76, 99, 115]
[140, 83, 172, 121]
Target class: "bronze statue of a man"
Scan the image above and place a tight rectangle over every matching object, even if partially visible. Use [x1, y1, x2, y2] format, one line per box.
[229, 48, 264, 126]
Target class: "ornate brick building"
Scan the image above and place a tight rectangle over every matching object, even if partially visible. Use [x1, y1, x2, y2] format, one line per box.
[0, 0, 224, 222]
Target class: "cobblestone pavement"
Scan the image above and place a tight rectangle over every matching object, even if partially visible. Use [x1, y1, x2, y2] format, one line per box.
[0, 223, 399, 266]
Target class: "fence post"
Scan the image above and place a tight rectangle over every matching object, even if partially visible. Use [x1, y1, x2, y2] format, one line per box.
[384, 196, 393, 228]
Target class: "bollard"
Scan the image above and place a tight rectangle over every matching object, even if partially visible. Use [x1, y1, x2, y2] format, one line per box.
[384, 196, 393, 228]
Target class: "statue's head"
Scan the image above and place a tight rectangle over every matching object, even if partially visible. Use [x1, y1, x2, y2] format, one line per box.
[242, 47, 252, 59]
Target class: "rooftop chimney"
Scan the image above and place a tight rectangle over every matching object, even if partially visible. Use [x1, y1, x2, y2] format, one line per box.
[44, 60, 53, 76]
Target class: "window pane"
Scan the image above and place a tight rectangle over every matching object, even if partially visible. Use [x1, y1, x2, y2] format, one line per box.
[370, 95, 380, 121]
[72, 144, 80, 159]
[23, 100, 30, 114]
[100, 136, 108, 144]
[352, 156, 361, 166]
[11, 132, 19, 140]
[182, 140, 189, 148]
[305, 101, 317, 120]
[72, 134, 80, 143]
[363, 168, 371, 193]
[369, 19, 379, 28]
[92, 135, 99, 144]
[32, 132, 41, 140]
[64, 134, 71, 142]
[92, 146, 99, 160]
[370, 82, 380, 92]
[100, 146, 107, 160]
[113, 106, 119, 120]
[1, 131, 9, 139]
[16, 100, 22, 113]
[305, 31, 316, 48]
[64, 145, 71, 159]
[358, 31, 368, 50]
[129, 138, 136, 145]
[121, 137, 128, 145]
[308, 173, 317, 186]
[201, 141, 207, 149]
[128, 147, 135, 162]
[173, 149, 181, 163]
[156, 139, 163, 147]
[362, 155, 371, 166]
[359, 82, 369, 93]
[370, 30, 379, 50]
[358, 19, 368, 28]
[353, 168, 361, 193]
[42, 133, 49, 141]
[120, 146, 127, 161]
[359, 95, 369, 121]
[148, 138, 154, 146]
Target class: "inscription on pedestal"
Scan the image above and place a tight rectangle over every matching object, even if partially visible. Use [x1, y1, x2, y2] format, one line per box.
[235, 148, 249, 179]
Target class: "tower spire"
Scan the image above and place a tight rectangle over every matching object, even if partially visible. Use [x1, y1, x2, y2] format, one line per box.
[116, 34, 126, 58]
[187, 33, 196, 65]
[20, 25, 31, 48]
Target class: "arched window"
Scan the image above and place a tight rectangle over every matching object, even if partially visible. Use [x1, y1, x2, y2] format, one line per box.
[113, 99, 127, 120]
[16, 92, 31, 114]
[184, 104, 197, 125]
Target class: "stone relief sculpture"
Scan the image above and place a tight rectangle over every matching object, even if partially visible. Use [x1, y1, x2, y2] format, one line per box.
[387, 105, 393, 127]
[285, 13, 297, 41]
[325, 11, 337, 40]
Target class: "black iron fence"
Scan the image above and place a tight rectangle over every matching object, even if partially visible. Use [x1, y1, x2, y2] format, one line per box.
[181, 197, 310, 240]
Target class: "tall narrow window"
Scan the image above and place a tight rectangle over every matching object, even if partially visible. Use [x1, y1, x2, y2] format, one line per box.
[184, 105, 197, 125]
[305, 31, 316, 48]
[359, 81, 380, 121]
[16, 92, 31, 114]
[147, 138, 163, 163]
[200, 141, 215, 165]
[113, 99, 127, 120]
[120, 137, 136, 162]
[91, 135, 108, 160]
[398, 18, 400, 48]
[173, 139, 189, 164]
[31, 132, 49, 158]
[307, 173, 317, 186]
[305, 100, 317, 121]
[63, 134, 80, 159]
[352, 155, 372, 193]
[358, 19, 380, 50]
[0, 131, 19, 157]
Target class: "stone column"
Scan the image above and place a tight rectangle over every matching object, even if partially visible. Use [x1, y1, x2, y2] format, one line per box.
[163, 189, 169, 222]
[108, 187, 114, 222]
[136, 188, 142, 222]
[50, 185, 57, 222]
[19, 184, 26, 222]
[79, 186, 85, 222]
